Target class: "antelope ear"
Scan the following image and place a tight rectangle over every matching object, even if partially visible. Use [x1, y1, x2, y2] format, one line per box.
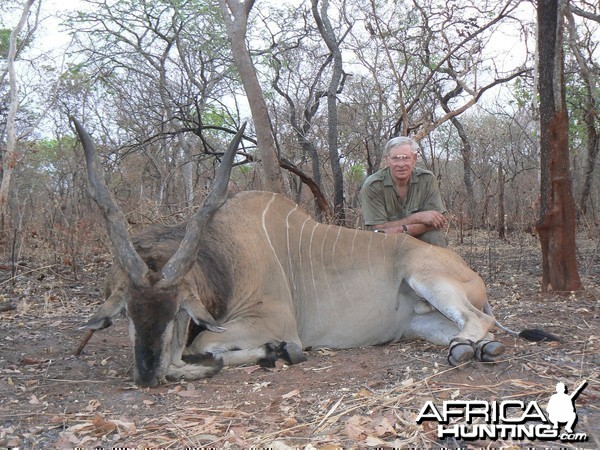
[83, 292, 126, 330]
[181, 296, 225, 333]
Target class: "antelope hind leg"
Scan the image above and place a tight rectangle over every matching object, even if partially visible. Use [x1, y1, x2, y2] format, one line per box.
[405, 312, 476, 365]
[405, 311, 504, 365]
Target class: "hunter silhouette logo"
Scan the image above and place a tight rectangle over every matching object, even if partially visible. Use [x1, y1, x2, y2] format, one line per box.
[416, 379, 588, 442]
[546, 380, 587, 434]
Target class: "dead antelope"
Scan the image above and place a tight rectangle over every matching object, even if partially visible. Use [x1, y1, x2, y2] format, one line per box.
[72, 118, 557, 387]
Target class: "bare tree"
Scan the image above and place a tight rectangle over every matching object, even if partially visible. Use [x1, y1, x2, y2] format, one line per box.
[535, 0, 582, 292]
[565, 4, 599, 217]
[311, 0, 350, 224]
[0, 0, 37, 235]
[271, 52, 333, 221]
[497, 162, 505, 239]
[65, 0, 237, 210]
[218, 0, 286, 195]
[438, 86, 477, 223]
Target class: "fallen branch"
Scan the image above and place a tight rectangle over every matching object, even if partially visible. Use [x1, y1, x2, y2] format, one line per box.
[74, 329, 96, 356]
[0, 303, 16, 313]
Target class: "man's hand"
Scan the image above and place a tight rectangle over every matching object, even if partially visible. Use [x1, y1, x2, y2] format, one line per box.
[373, 210, 448, 235]
[414, 210, 447, 229]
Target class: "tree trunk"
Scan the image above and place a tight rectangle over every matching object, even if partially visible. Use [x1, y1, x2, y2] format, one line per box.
[497, 163, 505, 239]
[438, 88, 476, 227]
[0, 0, 36, 236]
[218, 0, 286, 195]
[312, 0, 345, 225]
[279, 158, 332, 222]
[300, 136, 329, 221]
[578, 119, 599, 217]
[565, 8, 599, 218]
[535, 0, 582, 292]
[181, 140, 195, 207]
[271, 55, 329, 221]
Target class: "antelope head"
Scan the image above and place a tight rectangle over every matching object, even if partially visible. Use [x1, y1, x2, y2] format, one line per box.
[72, 117, 245, 387]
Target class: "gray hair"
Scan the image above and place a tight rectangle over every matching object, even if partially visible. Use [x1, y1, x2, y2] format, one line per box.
[384, 136, 418, 156]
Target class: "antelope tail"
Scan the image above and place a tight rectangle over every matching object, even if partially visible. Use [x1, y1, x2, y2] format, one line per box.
[483, 303, 561, 342]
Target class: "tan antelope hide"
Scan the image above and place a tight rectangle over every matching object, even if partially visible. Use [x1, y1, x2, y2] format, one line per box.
[72, 118, 557, 387]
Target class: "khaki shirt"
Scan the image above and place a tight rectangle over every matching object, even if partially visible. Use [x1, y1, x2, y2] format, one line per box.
[360, 167, 446, 227]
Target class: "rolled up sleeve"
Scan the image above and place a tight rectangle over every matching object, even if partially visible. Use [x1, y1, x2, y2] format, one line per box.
[359, 182, 388, 226]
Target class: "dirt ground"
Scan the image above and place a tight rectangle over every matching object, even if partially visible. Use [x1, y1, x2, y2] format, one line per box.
[0, 231, 598, 449]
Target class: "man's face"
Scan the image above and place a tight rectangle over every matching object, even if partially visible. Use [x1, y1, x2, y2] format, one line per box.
[387, 144, 417, 185]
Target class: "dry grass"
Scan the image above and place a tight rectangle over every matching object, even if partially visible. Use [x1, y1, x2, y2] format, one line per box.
[1, 230, 598, 448]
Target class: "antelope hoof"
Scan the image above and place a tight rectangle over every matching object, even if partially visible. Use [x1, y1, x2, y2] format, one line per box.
[280, 341, 307, 365]
[258, 342, 283, 367]
[447, 338, 475, 366]
[474, 340, 505, 362]
[258, 341, 307, 367]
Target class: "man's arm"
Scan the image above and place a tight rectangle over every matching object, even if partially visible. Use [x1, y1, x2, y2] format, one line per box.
[372, 211, 447, 235]
[360, 171, 447, 236]
[370, 173, 448, 235]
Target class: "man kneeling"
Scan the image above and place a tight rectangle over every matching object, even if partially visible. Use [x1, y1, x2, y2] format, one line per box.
[360, 136, 448, 247]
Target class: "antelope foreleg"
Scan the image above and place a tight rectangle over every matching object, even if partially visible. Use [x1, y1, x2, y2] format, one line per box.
[166, 356, 224, 381]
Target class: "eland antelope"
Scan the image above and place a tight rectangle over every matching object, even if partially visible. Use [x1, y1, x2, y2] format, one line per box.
[72, 118, 557, 387]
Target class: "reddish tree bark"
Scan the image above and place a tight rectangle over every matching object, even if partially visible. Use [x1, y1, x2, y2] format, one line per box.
[535, 0, 582, 292]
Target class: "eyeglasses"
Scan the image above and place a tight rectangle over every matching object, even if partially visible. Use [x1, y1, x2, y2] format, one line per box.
[387, 154, 413, 164]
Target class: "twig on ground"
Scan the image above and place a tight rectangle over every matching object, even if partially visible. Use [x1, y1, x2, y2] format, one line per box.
[74, 329, 96, 356]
